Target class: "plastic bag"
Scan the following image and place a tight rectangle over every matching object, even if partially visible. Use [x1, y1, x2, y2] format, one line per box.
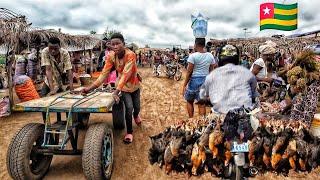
[191, 13, 209, 38]
[14, 75, 30, 86]
[0, 96, 10, 117]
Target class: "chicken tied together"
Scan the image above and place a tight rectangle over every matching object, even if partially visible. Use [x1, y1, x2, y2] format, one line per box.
[148, 107, 255, 177]
[149, 109, 320, 177]
[248, 119, 320, 175]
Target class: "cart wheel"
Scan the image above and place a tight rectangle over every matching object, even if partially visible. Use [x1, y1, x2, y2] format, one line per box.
[6, 123, 53, 180]
[82, 123, 114, 180]
[73, 113, 90, 129]
[112, 101, 125, 130]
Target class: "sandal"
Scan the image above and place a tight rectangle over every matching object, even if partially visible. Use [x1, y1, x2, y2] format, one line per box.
[123, 133, 133, 144]
[134, 115, 142, 126]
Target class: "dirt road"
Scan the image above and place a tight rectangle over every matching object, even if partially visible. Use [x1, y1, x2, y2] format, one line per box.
[0, 68, 319, 180]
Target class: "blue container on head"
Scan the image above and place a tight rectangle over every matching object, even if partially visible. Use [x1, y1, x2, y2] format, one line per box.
[191, 13, 208, 38]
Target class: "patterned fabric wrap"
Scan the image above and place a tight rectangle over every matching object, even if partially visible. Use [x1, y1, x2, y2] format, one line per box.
[27, 58, 38, 80]
[15, 56, 27, 76]
[290, 80, 320, 127]
[0, 97, 10, 117]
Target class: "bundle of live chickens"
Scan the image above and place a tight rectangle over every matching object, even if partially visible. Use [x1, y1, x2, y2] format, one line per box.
[149, 106, 320, 177]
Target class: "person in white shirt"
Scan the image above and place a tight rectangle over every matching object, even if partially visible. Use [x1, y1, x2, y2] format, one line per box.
[182, 38, 217, 118]
[250, 44, 276, 83]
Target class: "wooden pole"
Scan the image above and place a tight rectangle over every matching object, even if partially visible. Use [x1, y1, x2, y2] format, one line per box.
[8, 33, 21, 109]
[89, 49, 93, 75]
[83, 42, 86, 74]
[5, 44, 14, 110]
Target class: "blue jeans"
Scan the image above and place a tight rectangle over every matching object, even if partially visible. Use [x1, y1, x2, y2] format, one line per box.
[184, 76, 206, 102]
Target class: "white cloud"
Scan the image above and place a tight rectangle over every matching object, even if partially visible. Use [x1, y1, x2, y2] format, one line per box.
[0, 0, 319, 48]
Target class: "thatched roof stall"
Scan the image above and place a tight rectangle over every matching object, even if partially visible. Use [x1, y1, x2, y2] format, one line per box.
[210, 36, 320, 58]
[0, 8, 30, 108]
[0, 8, 102, 109]
[16, 29, 101, 52]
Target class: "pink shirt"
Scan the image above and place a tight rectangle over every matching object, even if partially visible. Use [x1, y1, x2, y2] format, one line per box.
[106, 70, 117, 84]
[103, 50, 117, 84]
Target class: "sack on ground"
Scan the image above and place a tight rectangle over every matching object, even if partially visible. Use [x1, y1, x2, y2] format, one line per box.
[15, 78, 40, 102]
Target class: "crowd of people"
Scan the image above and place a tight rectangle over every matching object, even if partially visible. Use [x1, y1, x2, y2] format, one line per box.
[1, 32, 319, 141]
[149, 37, 319, 178]
[182, 37, 319, 129]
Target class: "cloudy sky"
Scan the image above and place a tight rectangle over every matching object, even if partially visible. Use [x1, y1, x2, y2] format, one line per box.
[0, 0, 319, 48]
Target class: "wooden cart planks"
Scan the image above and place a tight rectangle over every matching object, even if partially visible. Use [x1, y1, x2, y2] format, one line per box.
[13, 90, 115, 113]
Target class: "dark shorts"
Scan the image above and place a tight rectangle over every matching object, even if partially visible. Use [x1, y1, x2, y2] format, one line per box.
[184, 76, 206, 102]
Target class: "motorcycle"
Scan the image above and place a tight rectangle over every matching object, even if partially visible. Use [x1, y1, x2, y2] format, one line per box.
[223, 108, 259, 180]
[164, 61, 182, 81]
[153, 61, 182, 81]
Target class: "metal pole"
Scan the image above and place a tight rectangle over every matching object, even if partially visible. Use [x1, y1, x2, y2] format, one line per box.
[243, 28, 248, 39]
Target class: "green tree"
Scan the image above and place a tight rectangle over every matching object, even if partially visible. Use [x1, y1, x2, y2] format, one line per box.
[90, 30, 96, 34]
[103, 28, 120, 39]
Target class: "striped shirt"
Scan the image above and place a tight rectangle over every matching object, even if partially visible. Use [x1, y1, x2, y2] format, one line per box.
[41, 47, 72, 89]
[93, 49, 140, 92]
[200, 64, 258, 114]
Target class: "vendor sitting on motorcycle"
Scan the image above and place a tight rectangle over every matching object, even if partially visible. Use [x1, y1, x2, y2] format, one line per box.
[200, 44, 258, 114]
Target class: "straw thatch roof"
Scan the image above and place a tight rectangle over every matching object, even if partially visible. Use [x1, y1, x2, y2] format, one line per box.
[0, 8, 29, 52]
[18, 29, 101, 52]
[210, 36, 320, 58]
[0, 8, 101, 53]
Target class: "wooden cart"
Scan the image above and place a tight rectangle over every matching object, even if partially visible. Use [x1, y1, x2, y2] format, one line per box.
[6, 88, 125, 180]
